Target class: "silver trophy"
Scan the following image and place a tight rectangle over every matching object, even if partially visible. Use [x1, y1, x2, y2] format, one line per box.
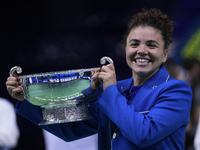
[9, 56, 113, 125]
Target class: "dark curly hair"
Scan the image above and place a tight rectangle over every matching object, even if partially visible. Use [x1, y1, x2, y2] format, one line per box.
[123, 8, 173, 50]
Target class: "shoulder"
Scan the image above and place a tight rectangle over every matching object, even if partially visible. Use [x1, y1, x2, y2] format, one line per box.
[166, 78, 192, 91]
[158, 78, 193, 99]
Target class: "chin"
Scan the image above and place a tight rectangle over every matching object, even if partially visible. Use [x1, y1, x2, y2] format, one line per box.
[133, 67, 154, 76]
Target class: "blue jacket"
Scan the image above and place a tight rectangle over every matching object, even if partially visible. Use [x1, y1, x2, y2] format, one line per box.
[16, 66, 192, 150]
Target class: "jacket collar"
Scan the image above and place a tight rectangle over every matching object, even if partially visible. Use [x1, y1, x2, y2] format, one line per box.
[143, 65, 170, 89]
[117, 65, 169, 93]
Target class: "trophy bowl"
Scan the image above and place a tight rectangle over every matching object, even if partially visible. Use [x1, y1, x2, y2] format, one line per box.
[10, 56, 113, 125]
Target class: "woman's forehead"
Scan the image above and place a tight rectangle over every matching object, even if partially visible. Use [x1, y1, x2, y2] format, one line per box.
[127, 26, 163, 42]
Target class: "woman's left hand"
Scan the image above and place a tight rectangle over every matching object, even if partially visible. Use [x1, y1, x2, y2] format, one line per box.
[98, 64, 116, 91]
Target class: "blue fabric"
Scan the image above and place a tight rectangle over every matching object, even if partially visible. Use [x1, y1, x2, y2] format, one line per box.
[127, 85, 142, 105]
[16, 65, 192, 150]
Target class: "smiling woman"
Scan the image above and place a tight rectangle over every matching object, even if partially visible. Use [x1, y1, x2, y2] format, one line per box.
[123, 8, 173, 86]
[6, 8, 192, 150]
[126, 26, 168, 86]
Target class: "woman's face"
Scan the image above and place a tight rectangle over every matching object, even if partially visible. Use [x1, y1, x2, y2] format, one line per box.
[126, 26, 168, 81]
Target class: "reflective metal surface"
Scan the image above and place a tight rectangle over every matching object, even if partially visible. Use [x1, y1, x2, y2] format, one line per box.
[10, 56, 113, 125]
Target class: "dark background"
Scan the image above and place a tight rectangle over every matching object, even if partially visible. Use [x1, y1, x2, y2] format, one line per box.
[1, 0, 200, 149]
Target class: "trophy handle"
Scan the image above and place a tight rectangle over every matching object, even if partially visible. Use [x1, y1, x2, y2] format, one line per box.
[100, 56, 113, 65]
[9, 66, 22, 77]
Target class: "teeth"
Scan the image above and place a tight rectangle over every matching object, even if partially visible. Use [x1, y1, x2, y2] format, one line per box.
[136, 59, 149, 63]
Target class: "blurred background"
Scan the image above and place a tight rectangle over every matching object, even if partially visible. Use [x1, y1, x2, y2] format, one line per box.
[1, 0, 200, 150]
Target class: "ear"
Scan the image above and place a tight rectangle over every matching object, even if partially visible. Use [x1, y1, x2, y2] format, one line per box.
[162, 49, 168, 63]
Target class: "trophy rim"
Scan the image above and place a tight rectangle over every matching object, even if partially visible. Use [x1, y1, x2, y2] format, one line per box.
[18, 67, 100, 79]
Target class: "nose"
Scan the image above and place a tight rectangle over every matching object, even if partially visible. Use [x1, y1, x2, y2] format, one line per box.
[137, 44, 148, 55]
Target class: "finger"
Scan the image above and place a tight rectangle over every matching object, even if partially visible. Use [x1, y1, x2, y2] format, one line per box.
[98, 78, 103, 83]
[107, 64, 115, 71]
[98, 73, 104, 83]
[7, 77, 18, 81]
[7, 85, 14, 95]
[98, 72, 106, 78]
[91, 68, 100, 75]
[11, 89, 24, 101]
[101, 65, 110, 72]
[12, 87, 23, 93]
[11, 87, 23, 97]
[92, 72, 99, 82]
[6, 80, 19, 87]
[7, 84, 21, 93]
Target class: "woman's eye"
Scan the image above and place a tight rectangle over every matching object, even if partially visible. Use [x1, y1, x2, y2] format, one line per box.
[148, 44, 156, 48]
[130, 43, 138, 47]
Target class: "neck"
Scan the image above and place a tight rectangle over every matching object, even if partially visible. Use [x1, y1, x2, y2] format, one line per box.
[132, 66, 162, 86]
[133, 75, 147, 86]
[132, 70, 158, 86]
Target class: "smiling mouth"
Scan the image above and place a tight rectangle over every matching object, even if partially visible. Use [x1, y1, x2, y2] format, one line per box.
[135, 59, 150, 63]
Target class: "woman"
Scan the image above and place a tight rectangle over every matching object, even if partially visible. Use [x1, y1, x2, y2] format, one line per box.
[6, 8, 192, 150]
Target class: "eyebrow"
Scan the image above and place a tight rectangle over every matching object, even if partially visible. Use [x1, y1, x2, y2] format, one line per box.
[147, 40, 159, 45]
[128, 39, 139, 43]
[128, 39, 159, 45]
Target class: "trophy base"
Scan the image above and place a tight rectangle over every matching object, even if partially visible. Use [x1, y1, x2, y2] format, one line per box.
[39, 102, 92, 125]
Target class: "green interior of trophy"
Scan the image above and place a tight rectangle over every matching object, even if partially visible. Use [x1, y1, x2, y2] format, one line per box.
[26, 79, 90, 106]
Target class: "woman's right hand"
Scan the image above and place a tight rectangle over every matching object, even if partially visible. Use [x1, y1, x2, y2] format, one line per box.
[6, 76, 24, 101]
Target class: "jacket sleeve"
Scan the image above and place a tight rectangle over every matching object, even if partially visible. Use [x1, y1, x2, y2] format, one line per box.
[96, 79, 192, 147]
[16, 100, 98, 142]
